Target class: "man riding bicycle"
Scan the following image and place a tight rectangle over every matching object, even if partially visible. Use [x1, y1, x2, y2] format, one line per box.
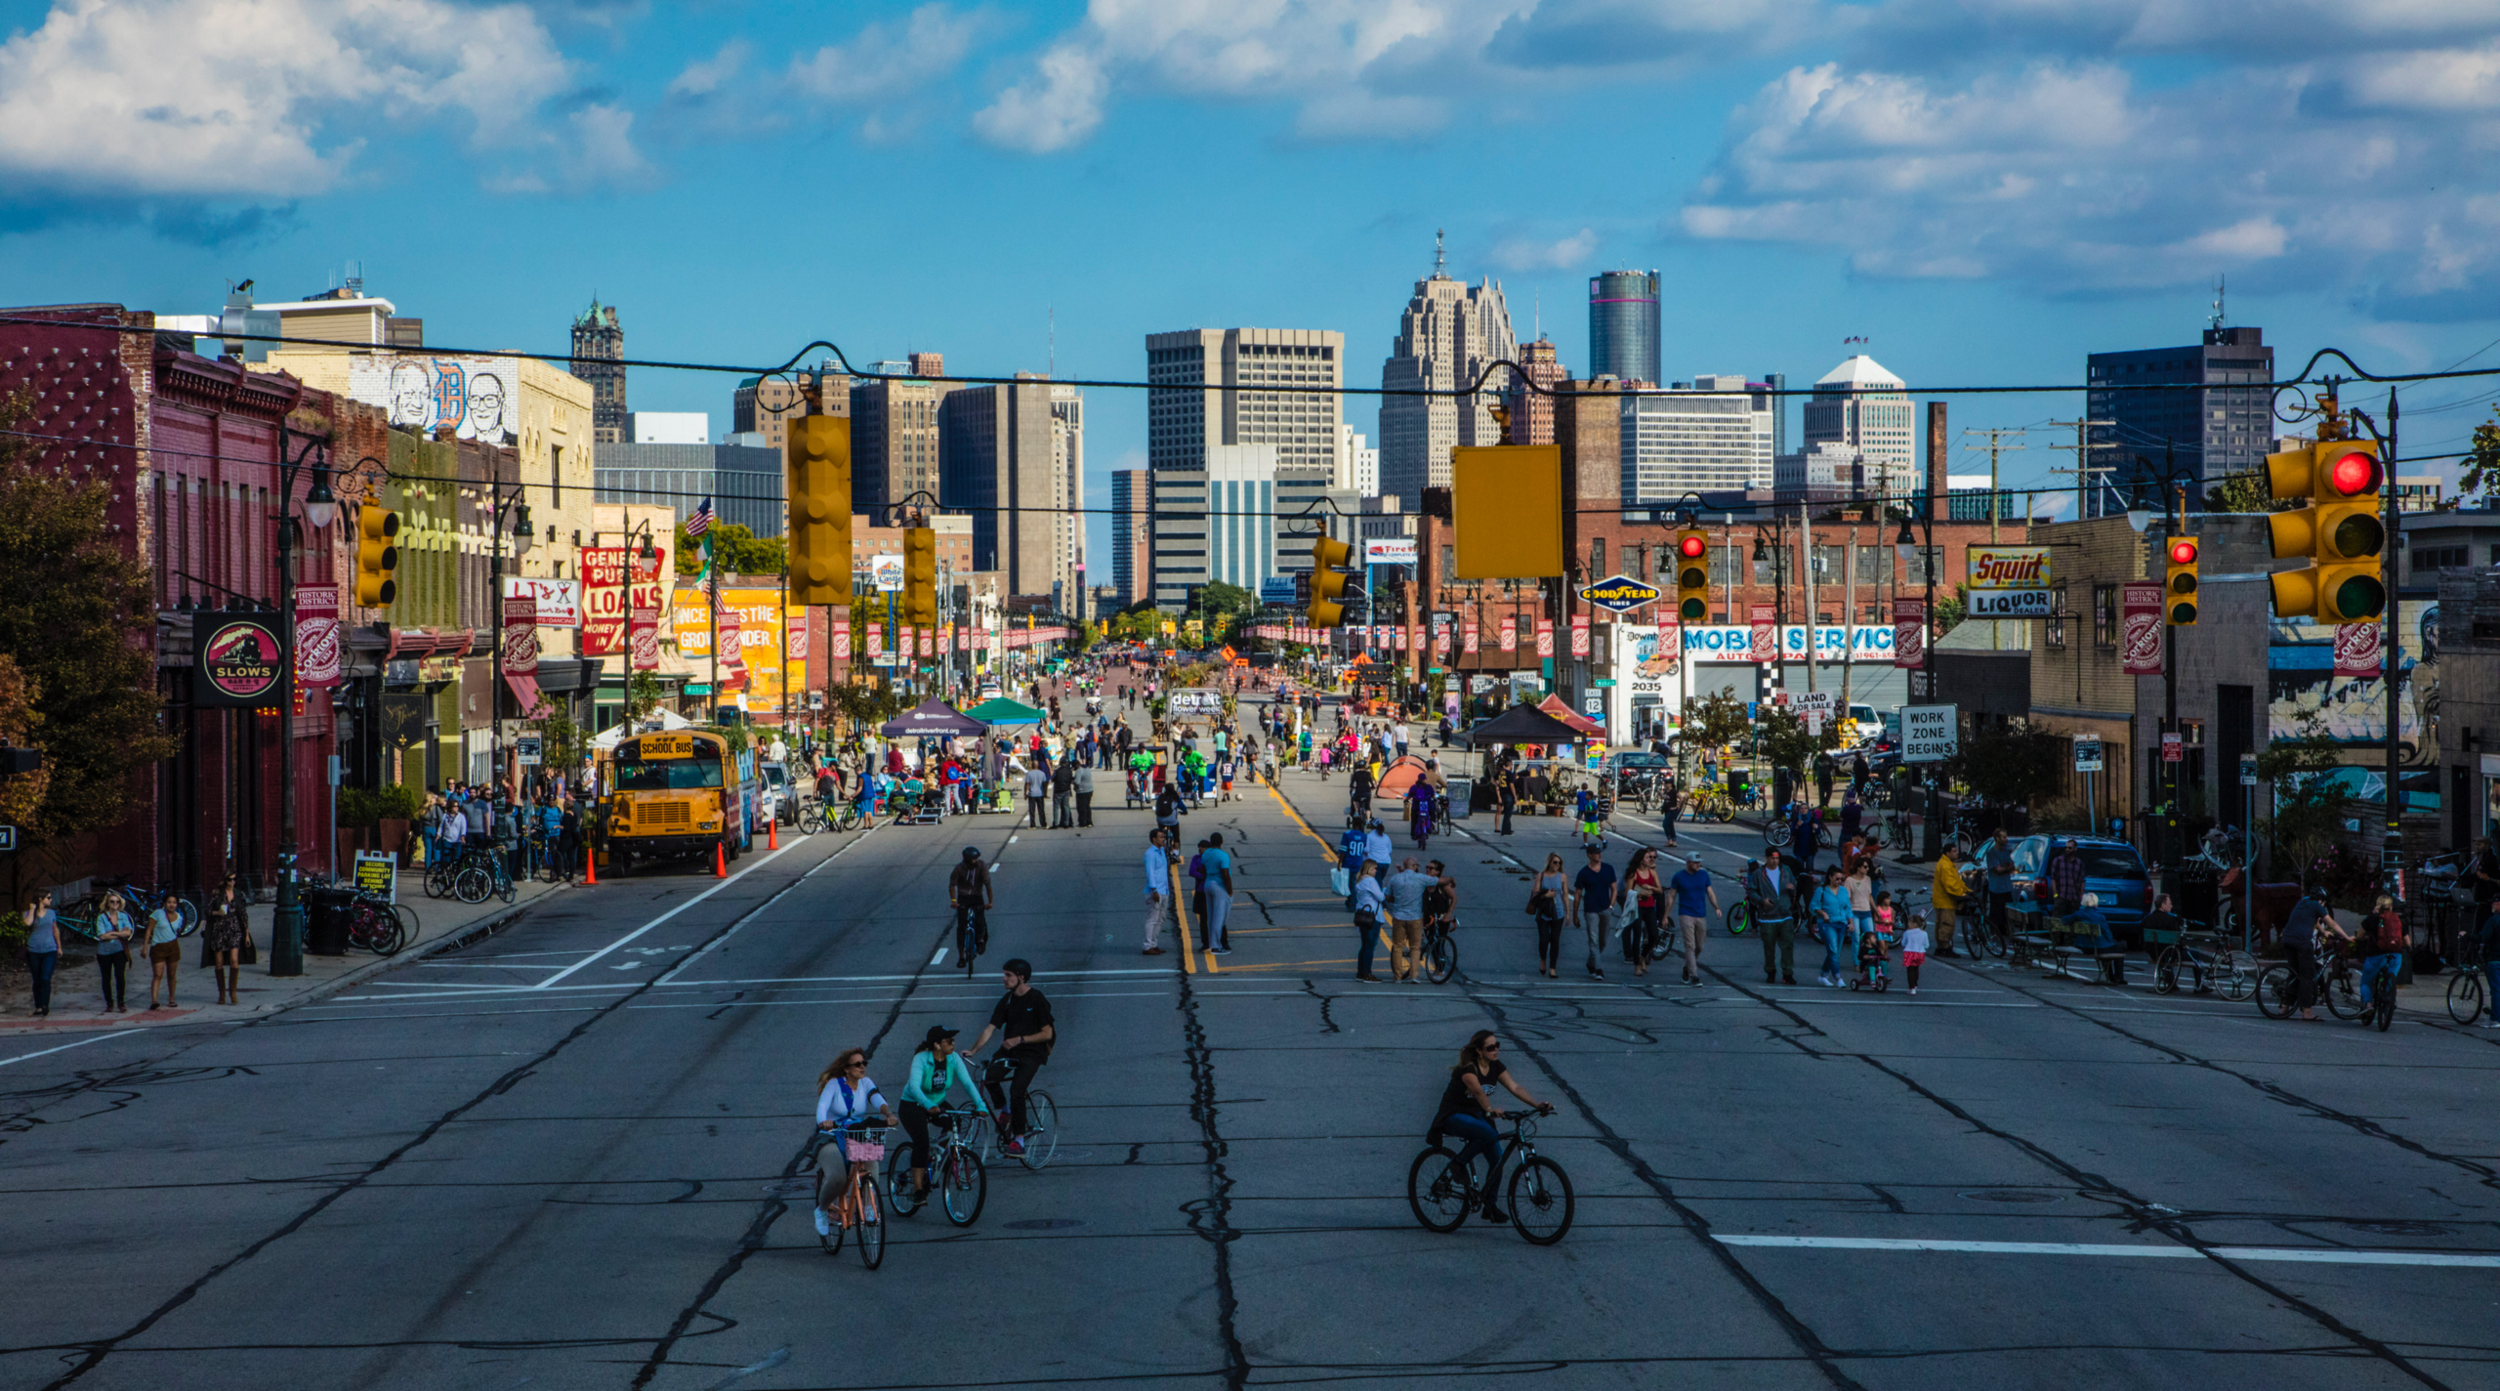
[950, 847, 993, 962]
[966, 958, 1054, 1156]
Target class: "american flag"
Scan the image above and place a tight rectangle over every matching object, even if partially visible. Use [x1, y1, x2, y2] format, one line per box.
[685, 496, 714, 538]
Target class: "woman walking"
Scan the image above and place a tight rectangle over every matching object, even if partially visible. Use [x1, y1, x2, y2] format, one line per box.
[205, 875, 249, 1006]
[143, 890, 185, 1009]
[1624, 848, 1665, 977]
[19, 889, 61, 1018]
[93, 891, 135, 1012]
[1811, 868, 1853, 989]
[1528, 853, 1568, 979]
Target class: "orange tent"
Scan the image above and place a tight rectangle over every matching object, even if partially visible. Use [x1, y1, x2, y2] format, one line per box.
[1374, 754, 1437, 800]
[1538, 695, 1605, 737]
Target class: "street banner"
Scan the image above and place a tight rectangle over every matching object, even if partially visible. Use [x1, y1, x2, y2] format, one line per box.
[2334, 622, 2382, 678]
[502, 576, 580, 628]
[295, 584, 341, 690]
[502, 596, 539, 675]
[921, 626, 934, 659]
[901, 624, 915, 664]
[1570, 612, 1590, 658]
[786, 610, 808, 663]
[1465, 605, 1480, 654]
[1750, 603, 1777, 665]
[868, 625, 884, 661]
[581, 547, 628, 656]
[1893, 596, 1925, 670]
[717, 599, 745, 678]
[629, 595, 659, 671]
[2121, 581, 2164, 675]
[1500, 616, 1517, 652]
[832, 609, 850, 662]
[1535, 617, 1554, 658]
[1966, 545, 2053, 618]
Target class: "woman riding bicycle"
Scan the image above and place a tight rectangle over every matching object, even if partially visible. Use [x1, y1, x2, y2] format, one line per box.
[814, 1047, 897, 1237]
[898, 1025, 991, 1200]
[1432, 1030, 1553, 1226]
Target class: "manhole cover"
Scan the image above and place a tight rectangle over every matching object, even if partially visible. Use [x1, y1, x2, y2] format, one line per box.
[1003, 1218, 1084, 1230]
[2345, 1221, 2451, 1237]
[1960, 1189, 2062, 1204]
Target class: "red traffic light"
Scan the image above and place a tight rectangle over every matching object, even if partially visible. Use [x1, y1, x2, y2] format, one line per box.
[2327, 449, 2379, 496]
[1678, 535, 1707, 558]
[2168, 538, 2199, 565]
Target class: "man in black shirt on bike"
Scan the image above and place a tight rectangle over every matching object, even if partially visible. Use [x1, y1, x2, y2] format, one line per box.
[950, 848, 992, 964]
[967, 959, 1053, 1156]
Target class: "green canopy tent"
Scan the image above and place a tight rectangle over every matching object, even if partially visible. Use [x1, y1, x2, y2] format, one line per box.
[964, 697, 1046, 804]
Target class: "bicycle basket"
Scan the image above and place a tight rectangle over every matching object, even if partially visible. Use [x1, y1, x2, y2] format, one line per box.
[843, 1138, 887, 1163]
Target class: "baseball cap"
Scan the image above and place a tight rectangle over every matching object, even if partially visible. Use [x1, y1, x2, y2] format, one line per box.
[923, 1025, 959, 1045]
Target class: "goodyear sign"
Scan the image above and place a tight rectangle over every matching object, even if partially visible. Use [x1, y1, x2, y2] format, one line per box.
[1966, 545, 2052, 618]
[1577, 574, 1662, 614]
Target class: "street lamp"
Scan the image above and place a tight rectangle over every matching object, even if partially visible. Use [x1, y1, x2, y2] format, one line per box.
[269, 427, 339, 976]
[1895, 508, 1940, 861]
[489, 478, 534, 810]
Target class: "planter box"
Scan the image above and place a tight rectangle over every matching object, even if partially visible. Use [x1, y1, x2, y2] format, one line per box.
[377, 818, 411, 866]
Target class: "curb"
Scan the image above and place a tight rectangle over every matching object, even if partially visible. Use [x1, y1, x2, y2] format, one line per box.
[256, 884, 568, 1020]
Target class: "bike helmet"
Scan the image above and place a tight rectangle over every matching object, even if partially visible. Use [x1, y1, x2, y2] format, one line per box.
[963, 846, 982, 861]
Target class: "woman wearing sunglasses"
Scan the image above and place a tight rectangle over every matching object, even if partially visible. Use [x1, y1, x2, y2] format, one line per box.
[1432, 1030, 1553, 1225]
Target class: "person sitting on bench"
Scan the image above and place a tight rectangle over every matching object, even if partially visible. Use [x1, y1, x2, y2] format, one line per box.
[2072, 892, 2125, 983]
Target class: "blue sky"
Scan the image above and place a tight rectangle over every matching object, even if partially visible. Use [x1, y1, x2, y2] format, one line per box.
[5, 0, 2500, 565]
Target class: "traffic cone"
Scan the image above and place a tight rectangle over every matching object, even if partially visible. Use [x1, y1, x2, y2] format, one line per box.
[584, 845, 598, 885]
[769, 818, 779, 850]
[714, 842, 728, 878]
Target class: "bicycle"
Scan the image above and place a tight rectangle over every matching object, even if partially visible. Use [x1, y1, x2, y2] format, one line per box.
[343, 890, 414, 955]
[1420, 914, 1458, 985]
[450, 843, 517, 906]
[2364, 956, 2399, 1032]
[2152, 931, 2256, 1000]
[1407, 1107, 1573, 1246]
[2257, 943, 2364, 1020]
[2446, 956, 2489, 1025]
[796, 798, 860, 835]
[883, 1108, 988, 1226]
[808, 1123, 890, 1270]
[975, 1059, 1060, 1170]
[85, 880, 201, 937]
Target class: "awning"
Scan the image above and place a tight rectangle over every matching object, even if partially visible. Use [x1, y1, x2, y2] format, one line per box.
[879, 698, 988, 738]
[1462, 703, 1588, 747]
[503, 669, 550, 718]
[1537, 695, 1606, 737]
[965, 697, 1045, 725]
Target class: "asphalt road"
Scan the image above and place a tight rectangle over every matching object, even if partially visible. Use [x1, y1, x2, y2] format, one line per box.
[4, 691, 2497, 1391]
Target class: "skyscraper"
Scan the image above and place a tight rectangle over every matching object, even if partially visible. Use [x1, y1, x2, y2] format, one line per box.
[1505, 338, 1565, 445]
[1377, 243, 1515, 505]
[2085, 325, 2273, 516]
[570, 299, 625, 444]
[1803, 355, 1914, 499]
[733, 366, 849, 453]
[938, 373, 1074, 603]
[1146, 326, 1343, 608]
[849, 357, 949, 518]
[1334, 422, 1380, 494]
[1110, 469, 1150, 607]
[1620, 375, 1775, 501]
[1050, 384, 1084, 610]
[1587, 271, 1660, 386]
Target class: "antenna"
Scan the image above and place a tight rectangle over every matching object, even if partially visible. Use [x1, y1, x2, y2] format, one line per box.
[2209, 274, 2226, 331]
[1049, 306, 1055, 377]
[1434, 228, 1446, 276]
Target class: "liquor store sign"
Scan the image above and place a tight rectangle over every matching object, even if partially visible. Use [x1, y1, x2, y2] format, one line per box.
[193, 612, 289, 708]
[1966, 545, 2053, 618]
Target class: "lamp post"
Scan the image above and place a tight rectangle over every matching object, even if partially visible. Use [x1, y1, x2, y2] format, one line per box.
[1896, 506, 1940, 862]
[2343, 388, 2403, 904]
[270, 426, 340, 977]
[488, 474, 534, 806]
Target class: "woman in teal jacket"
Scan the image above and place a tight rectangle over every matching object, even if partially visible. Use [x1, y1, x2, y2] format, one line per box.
[898, 1025, 991, 1199]
[1810, 868, 1853, 989]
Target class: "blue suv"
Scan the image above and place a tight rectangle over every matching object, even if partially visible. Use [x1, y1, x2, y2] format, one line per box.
[2010, 835, 2152, 935]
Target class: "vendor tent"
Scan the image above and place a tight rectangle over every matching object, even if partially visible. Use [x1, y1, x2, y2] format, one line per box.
[1461, 703, 1588, 747]
[879, 698, 989, 739]
[1537, 695, 1606, 737]
[965, 697, 1045, 726]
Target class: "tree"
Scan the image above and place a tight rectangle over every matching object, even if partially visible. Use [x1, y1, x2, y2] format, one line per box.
[1941, 719, 2067, 810]
[1680, 688, 1750, 754]
[675, 522, 784, 577]
[0, 394, 178, 844]
[1932, 583, 1968, 636]
[2460, 404, 2500, 505]
[0, 654, 49, 827]
[1757, 703, 1837, 782]
[2255, 716, 2345, 883]
[2203, 470, 2291, 513]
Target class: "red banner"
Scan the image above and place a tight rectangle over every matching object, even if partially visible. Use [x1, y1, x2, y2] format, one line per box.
[832, 609, 851, 662]
[1749, 603, 1777, 665]
[716, 597, 745, 677]
[1500, 616, 1517, 652]
[1535, 617, 1554, 658]
[628, 549, 665, 672]
[1570, 612, 1590, 658]
[581, 546, 628, 656]
[502, 596, 539, 675]
[294, 584, 341, 690]
[1893, 596, 1925, 670]
[786, 610, 809, 661]
[1464, 606, 1480, 654]
[2121, 581, 2164, 675]
[2334, 621, 2383, 678]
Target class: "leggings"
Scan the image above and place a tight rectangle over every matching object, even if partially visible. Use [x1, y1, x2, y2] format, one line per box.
[1440, 1111, 1505, 1204]
[98, 952, 129, 1009]
[898, 1101, 941, 1176]
[1535, 916, 1562, 971]
[1626, 902, 1664, 962]
[24, 949, 57, 1012]
[2283, 942, 2321, 1011]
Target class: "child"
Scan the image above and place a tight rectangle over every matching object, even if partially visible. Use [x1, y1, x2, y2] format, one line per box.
[1899, 911, 1931, 995]
[1855, 917, 1891, 990]
[1219, 755, 1236, 803]
[1871, 890, 1897, 944]
[1576, 786, 1603, 848]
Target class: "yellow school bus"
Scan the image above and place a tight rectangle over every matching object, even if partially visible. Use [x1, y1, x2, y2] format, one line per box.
[605, 730, 757, 874]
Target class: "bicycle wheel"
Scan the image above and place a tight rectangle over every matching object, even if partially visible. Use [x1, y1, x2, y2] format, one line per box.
[2153, 947, 2183, 995]
[1407, 1146, 1472, 1233]
[498, 872, 518, 905]
[2324, 964, 2364, 1020]
[1978, 919, 2009, 959]
[940, 1146, 986, 1227]
[815, 1164, 845, 1255]
[798, 807, 826, 835]
[1723, 902, 1751, 937]
[2256, 964, 2296, 1019]
[2447, 970, 2486, 1025]
[2215, 950, 2257, 1001]
[1762, 822, 1790, 850]
[380, 905, 415, 956]
[1425, 932, 1456, 985]
[883, 1143, 923, 1218]
[1508, 1156, 1575, 1246]
[855, 1176, 886, 1270]
[2373, 973, 2396, 1032]
[452, 865, 492, 905]
[424, 863, 452, 899]
[1017, 1092, 1058, 1169]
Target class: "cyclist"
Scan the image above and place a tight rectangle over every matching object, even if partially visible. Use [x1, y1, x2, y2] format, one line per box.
[898, 1026, 991, 1201]
[1431, 1030, 1553, 1226]
[537, 798, 562, 878]
[966, 958, 1055, 1156]
[813, 1047, 896, 1237]
[2354, 894, 2409, 1018]
[950, 847, 992, 962]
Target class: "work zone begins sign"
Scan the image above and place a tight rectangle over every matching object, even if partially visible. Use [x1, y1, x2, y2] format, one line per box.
[1902, 704, 1958, 763]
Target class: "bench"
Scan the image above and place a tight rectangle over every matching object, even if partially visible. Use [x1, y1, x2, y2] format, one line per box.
[2007, 907, 2129, 983]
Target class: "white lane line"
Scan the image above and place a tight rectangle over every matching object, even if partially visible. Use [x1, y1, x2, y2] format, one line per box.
[656, 823, 876, 985]
[667, 967, 1179, 986]
[930, 948, 949, 966]
[531, 837, 807, 991]
[359, 980, 537, 993]
[0, 1030, 132, 1068]
[1714, 1235, 2500, 1267]
[628, 990, 1175, 1011]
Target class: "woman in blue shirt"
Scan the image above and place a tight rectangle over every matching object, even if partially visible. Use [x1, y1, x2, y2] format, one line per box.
[19, 889, 62, 1018]
[897, 1025, 991, 1201]
[93, 891, 136, 1013]
[1810, 869, 1854, 990]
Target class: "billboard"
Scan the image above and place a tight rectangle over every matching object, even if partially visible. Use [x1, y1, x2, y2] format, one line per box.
[673, 587, 808, 707]
[1966, 545, 2052, 618]
[1363, 538, 1419, 565]
[345, 356, 518, 443]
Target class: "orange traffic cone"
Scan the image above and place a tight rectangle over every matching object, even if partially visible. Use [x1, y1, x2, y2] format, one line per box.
[714, 842, 729, 878]
[769, 818, 779, 850]
[583, 845, 597, 885]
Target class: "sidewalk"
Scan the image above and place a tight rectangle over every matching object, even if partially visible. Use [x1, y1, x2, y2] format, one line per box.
[1, 874, 570, 1037]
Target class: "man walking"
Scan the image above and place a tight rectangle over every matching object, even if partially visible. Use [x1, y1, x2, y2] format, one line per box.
[1142, 828, 1173, 956]
[1051, 759, 1076, 829]
[1073, 760, 1095, 827]
[1747, 848, 1797, 986]
[1573, 844, 1619, 981]
[1201, 832, 1237, 956]
[1024, 761, 1050, 830]
[1984, 830, 2017, 940]
[1384, 855, 1434, 982]
[1670, 853, 1717, 985]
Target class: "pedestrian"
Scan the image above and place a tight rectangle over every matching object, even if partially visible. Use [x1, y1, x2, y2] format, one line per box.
[1932, 837, 1969, 957]
[19, 889, 61, 1018]
[1746, 850, 1798, 986]
[1811, 868, 1853, 988]
[1142, 828, 1173, 956]
[1839, 791, 1862, 845]
[1623, 847, 1664, 976]
[1528, 853, 1567, 978]
[2279, 884, 2338, 1022]
[1051, 759, 1076, 829]
[1814, 753, 1834, 810]
[93, 890, 135, 1012]
[1202, 832, 1236, 956]
[1899, 912, 1931, 995]
[1349, 859, 1388, 982]
[1188, 838, 1210, 935]
[1845, 859, 1876, 942]
[1984, 830, 2017, 939]
[205, 874, 248, 1006]
[1670, 853, 1717, 985]
[1385, 855, 1434, 982]
[1660, 777, 1681, 850]
[1408, 776, 1436, 851]
[1025, 760, 1051, 829]
[2474, 894, 2500, 1027]
[2046, 837, 2086, 916]
[1572, 843, 1619, 980]
[140, 889, 186, 1009]
[2355, 894, 2409, 1014]
[1073, 760, 1095, 827]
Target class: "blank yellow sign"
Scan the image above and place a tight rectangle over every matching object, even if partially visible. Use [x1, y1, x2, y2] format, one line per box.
[1452, 444, 1564, 579]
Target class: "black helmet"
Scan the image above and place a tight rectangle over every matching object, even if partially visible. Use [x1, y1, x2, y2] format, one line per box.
[962, 846, 982, 861]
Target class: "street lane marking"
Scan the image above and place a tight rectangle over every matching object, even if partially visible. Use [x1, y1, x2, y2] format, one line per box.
[0, 1030, 132, 1067]
[1716, 1235, 2500, 1266]
[530, 835, 807, 991]
[656, 823, 877, 984]
[930, 948, 949, 966]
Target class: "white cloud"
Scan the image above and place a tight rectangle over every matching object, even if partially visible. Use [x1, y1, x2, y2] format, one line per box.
[787, 4, 986, 105]
[973, 43, 1109, 153]
[0, 0, 584, 198]
[1490, 227, 1598, 271]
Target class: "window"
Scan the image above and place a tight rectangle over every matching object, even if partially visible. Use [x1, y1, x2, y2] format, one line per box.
[2093, 582, 2118, 648]
[1590, 538, 1605, 576]
[2046, 614, 2067, 650]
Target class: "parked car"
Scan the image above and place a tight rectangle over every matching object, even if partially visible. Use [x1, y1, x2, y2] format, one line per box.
[2009, 834, 2151, 935]
[758, 760, 793, 825]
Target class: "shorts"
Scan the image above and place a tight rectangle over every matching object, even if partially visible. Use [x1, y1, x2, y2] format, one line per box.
[150, 942, 182, 965]
[1579, 820, 1601, 837]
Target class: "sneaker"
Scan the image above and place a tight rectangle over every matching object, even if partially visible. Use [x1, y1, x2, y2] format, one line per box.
[1210, 946, 1232, 956]
[1482, 1205, 1508, 1225]
[1142, 946, 1165, 955]
[1003, 1137, 1025, 1155]
[1782, 975, 1797, 986]
[814, 1208, 831, 1237]
[1909, 987, 1919, 996]
[1356, 974, 1384, 982]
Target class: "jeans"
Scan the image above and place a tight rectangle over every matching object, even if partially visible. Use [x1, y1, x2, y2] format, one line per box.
[1053, 790, 1074, 827]
[1580, 908, 1611, 968]
[1439, 1111, 1504, 1206]
[1756, 915, 1795, 978]
[24, 948, 57, 1012]
[1819, 920, 1847, 979]
[1356, 912, 1380, 976]
[98, 950, 129, 1009]
[1028, 796, 1048, 827]
[2357, 952, 2404, 1003]
[1535, 916, 1562, 971]
[1204, 884, 1233, 951]
[2485, 960, 2500, 1021]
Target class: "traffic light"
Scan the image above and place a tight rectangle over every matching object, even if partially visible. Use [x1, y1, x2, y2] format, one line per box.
[2164, 536, 2199, 625]
[1307, 533, 1354, 628]
[786, 416, 852, 606]
[354, 504, 399, 607]
[902, 524, 937, 629]
[1675, 529, 1711, 622]
[2265, 439, 2386, 623]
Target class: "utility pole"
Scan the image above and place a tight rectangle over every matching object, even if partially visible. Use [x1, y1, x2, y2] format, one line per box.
[1799, 504, 1817, 694]
[2044, 418, 2119, 521]
[1963, 427, 2029, 545]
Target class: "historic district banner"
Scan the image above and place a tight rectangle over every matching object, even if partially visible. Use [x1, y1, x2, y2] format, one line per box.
[1892, 596, 1924, 670]
[295, 584, 341, 690]
[2121, 581, 2164, 675]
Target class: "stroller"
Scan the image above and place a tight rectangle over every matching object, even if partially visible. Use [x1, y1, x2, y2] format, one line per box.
[1849, 922, 1893, 992]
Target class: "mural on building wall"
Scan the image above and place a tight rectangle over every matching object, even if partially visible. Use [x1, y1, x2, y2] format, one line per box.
[2269, 608, 2440, 773]
[345, 357, 516, 443]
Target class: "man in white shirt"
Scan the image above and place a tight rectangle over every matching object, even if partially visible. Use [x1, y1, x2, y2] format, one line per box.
[1142, 828, 1173, 956]
[440, 803, 469, 853]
